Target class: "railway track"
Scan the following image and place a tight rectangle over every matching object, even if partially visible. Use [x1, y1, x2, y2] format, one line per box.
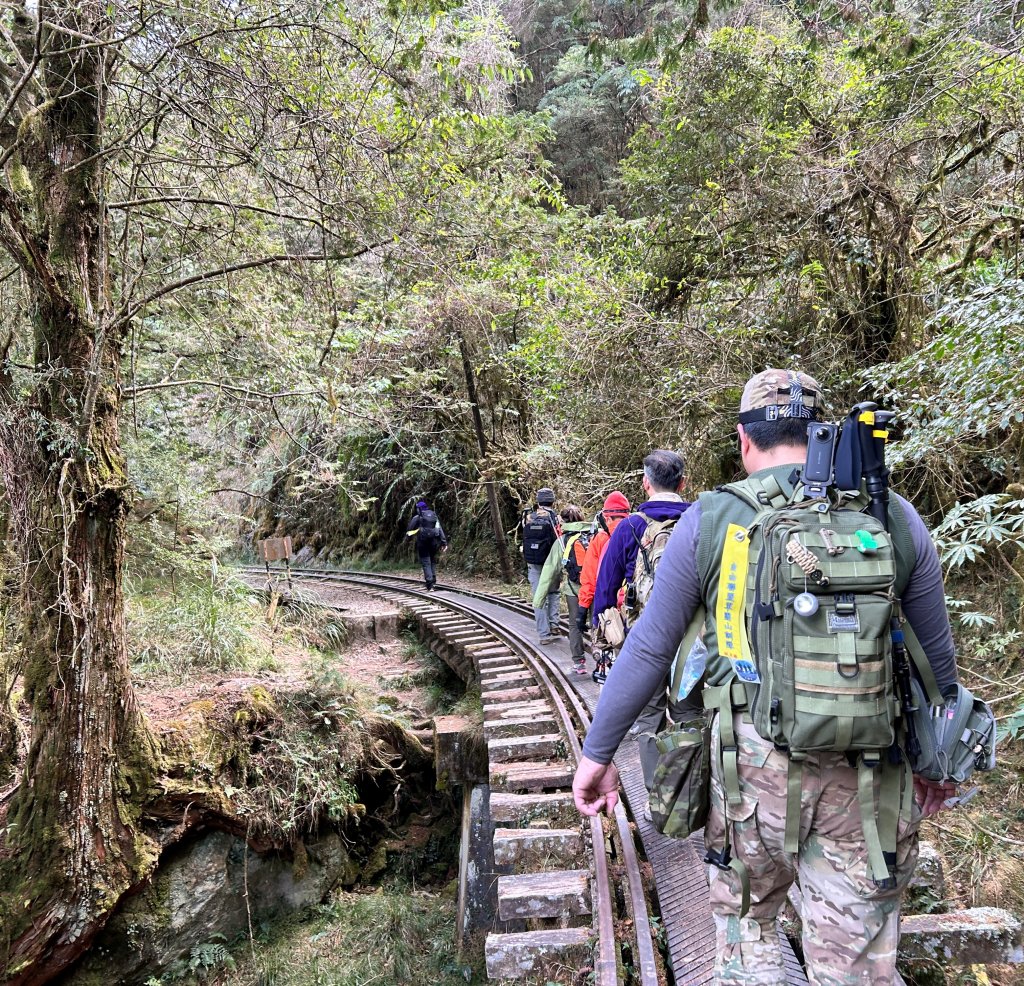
[242, 566, 666, 985]
[239, 564, 1024, 986]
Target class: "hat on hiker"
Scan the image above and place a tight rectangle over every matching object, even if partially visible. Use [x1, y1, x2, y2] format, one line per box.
[536, 487, 556, 506]
[738, 369, 825, 424]
[602, 491, 630, 516]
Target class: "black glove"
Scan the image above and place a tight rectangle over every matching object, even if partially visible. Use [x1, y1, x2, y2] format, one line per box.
[576, 607, 590, 633]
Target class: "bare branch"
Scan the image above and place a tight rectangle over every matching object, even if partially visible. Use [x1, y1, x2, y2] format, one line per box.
[106, 195, 327, 231]
[111, 244, 383, 330]
[121, 378, 324, 400]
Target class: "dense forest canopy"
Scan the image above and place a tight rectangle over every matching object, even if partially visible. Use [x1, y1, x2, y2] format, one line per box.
[0, 0, 1023, 980]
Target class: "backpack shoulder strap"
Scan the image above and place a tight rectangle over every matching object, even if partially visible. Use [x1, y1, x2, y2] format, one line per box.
[717, 481, 762, 510]
[627, 511, 651, 565]
[887, 496, 917, 599]
[669, 604, 706, 698]
[628, 512, 651, 546]
[899, 614, 944, 705]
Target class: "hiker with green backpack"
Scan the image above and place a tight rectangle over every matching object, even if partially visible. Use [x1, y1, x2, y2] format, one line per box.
[572, 369, 987, 985]
[531, 504, 592, 672]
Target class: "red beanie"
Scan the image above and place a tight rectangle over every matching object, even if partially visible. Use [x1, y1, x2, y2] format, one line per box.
[602, 491, 630, 515]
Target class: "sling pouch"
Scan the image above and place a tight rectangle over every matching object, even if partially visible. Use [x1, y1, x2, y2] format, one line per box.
[647, 715, 711, 838]
[645, 607, 710, 837]
[597, 606, 626, 648]
[909, 679, 997, 784]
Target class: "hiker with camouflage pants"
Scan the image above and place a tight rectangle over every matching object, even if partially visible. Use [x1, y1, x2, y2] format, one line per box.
[573, 369, 959, 985]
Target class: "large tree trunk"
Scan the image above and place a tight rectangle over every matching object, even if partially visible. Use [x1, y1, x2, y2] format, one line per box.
[0, 4, 159, 981]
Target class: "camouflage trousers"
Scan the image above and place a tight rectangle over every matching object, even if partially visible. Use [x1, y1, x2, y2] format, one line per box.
[705, 714, 921, 986]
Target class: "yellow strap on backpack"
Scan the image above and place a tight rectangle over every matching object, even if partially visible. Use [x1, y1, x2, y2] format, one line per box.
[716, 524, 760, 684]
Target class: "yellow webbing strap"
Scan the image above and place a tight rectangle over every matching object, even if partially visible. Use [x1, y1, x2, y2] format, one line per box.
[716, 524, 759, 684]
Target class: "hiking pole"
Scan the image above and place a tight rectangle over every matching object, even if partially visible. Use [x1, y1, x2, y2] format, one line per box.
[855, 405, 922, 764]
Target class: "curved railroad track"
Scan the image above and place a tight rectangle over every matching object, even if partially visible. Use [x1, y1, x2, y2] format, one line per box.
[239, 565, 1024, 986]
[239, 566, 803, 986]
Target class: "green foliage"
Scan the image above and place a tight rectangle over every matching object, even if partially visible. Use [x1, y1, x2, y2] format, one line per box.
[932, 495, 1024, 571]
[865, 276, 1024, 483]
[156, 935, 237, 983]
[128, 564, 273, 678]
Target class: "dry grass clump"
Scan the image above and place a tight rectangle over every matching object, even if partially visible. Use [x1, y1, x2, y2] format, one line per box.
[218, 886, 476, 986]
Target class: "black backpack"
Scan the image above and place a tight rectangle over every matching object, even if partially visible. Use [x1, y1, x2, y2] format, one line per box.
[522, 508, 557, 564]
[417, 509, 443, 544]
[562, 531, 591, 584]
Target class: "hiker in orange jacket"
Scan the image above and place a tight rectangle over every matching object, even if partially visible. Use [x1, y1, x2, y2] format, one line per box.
[577, 490, 631, 619]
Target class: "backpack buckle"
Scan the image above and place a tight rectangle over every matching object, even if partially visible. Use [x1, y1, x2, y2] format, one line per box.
[834, 593, 856, 616]
[704, 845, 733, 870]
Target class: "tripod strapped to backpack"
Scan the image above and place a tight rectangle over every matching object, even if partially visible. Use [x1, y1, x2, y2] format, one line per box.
[811, 402, 926, 765]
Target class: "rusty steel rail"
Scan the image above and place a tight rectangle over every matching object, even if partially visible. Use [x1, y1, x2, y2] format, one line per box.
[244, 566, 660, 986]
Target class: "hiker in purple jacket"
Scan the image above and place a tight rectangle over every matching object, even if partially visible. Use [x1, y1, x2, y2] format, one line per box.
[591, 449, 689, 621]
[591, 449, 690, 788]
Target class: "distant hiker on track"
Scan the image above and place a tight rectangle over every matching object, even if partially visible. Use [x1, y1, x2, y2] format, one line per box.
[576, 490, 631, 627]
[406, 499, 447, 591]
[532, 504, 592, 673]
[576, 490, 631, 681]
[522, 487, 562, 644]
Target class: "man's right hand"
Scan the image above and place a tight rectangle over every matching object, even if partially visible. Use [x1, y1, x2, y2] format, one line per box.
[914, 774, 957, 816]
[573, 756, 620, 817]
[576, 608, 590, 633]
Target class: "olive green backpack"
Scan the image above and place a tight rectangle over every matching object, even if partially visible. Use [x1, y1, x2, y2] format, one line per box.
[703, 473, 943, 903]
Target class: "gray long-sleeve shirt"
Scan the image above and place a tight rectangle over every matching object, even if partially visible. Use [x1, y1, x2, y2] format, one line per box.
[581, 489, 958, 765]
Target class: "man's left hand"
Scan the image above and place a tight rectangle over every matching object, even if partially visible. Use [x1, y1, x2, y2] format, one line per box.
[913, 774, 957, 816]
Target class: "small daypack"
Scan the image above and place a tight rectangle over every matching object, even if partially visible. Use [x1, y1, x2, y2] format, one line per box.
[626, 511, 681, 616]
[562, 531, 591, 585]
[522, 508, 558, 565]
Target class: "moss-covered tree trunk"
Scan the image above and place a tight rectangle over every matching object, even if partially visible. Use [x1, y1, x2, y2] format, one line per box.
[0, 4, 159, 982]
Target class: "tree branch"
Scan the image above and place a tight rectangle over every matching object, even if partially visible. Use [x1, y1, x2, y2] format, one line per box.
[121, 378, 324, 400]
[111, 244, 382, 330]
